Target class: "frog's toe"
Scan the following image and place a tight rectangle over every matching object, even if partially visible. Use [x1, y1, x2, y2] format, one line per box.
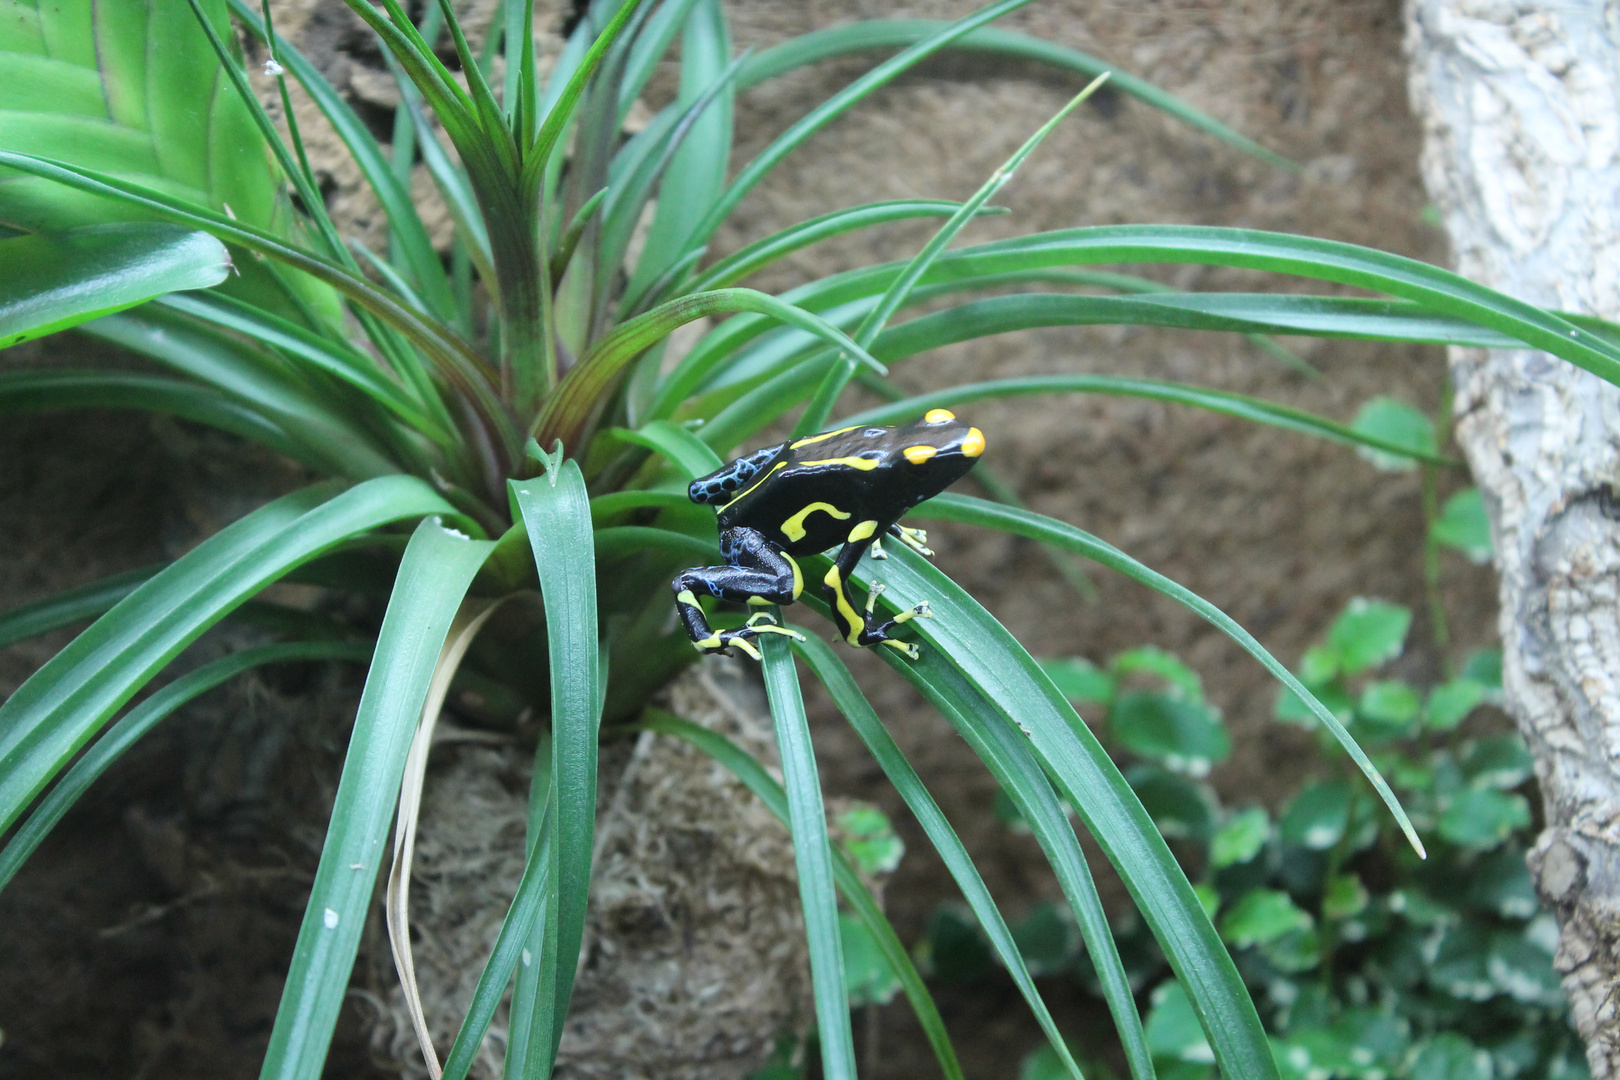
[880, 638, 922, 661]
[892, 600, 932, 625]
[692, 628, 764, 661]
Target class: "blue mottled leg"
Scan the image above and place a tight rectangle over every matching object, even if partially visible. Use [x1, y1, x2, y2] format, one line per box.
[672, 527, 805, 659]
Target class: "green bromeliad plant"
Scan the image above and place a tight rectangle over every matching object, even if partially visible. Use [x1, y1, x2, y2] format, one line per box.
[4, 1, 1620, 1078]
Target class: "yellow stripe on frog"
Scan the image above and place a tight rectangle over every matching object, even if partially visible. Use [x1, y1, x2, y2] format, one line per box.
[780, 501, 851, 542]
[789, 425, 859, 449]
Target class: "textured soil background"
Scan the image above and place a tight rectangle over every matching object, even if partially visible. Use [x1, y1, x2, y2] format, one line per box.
[0, 0, 1500, 1077]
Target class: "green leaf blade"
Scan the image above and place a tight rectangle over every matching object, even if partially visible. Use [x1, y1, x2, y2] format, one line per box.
[0, 225, 229, 346]
[758, 628, 858, 1080]
[259, 519, 493, 1080]
[0, 477, 461, 837]
[508, 459, 602, 1075]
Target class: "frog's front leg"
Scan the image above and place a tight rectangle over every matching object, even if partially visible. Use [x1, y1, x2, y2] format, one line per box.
[821, 522, 933, 660]
[672, 527, 807, 660]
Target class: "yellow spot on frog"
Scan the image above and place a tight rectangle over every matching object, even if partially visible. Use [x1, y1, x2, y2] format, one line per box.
[847, 520, 879, 542]
[924, 408, 956, 424]
[961, 427, 985, 457]
[780, 501, 851, 542]
[903, 445, 938, 465]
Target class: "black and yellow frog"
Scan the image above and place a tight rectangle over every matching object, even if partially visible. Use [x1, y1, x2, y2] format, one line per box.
[672, 408, 985, 660]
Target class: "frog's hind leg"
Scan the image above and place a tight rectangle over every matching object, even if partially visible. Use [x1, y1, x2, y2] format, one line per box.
[671, 527, 806, 659]
[821, 528, 933, 660]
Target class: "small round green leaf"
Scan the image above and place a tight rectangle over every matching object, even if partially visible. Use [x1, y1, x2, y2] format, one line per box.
[1425, 677, 1489, 730]
[1487, 922, 1563, 1007]
[1008, 901, 1081, 978]
[1327, 598, 1412, 675]
[1432, 488, 1492, 563]
[1111, 691, 1230, 775]
[834, 803, 905, 876]
[1408, 1035, 1494, 1080]
[1039, 656, 1116, 706]
[1145, 981, 1216, 1065]
[1461, 735, 1535, 791]
[1126, 763, 1216, 841]
[1211, 807, 1270, 869]
[1351, 397, 1435, 472]
[1458, 648, 1504, 689]
[1438, 788, 1530, 850]
[1323, 873, 1370, 921]
[1111, 645, 1204, 700]
[1219, 889, 1313, 948]
[1280, 779, 1353, 851]
[1464, 846, 1539, 919]
[839, 911, 902, 1007]
[1357, 679, 1421, 737]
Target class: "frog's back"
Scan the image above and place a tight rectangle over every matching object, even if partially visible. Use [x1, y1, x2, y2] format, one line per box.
[717, 426, 909, 555]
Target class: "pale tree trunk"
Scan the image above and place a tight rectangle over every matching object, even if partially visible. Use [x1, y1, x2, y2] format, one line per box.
[1405, 1, 1620, 1071]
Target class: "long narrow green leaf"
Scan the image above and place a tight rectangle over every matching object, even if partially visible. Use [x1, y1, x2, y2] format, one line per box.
[0, 225, 228, 347]
[0, 152, 512, 445]
[440, 810, 551, 1080]
[607, 420, 724, 480]
[0, 640, 373, 894]
[794, 636, 1107, 1080]
[605, 50, 748, 315]
[733, 21, 1294, 171]
[657, 268, 1147, 421]
[534, 288, 886, 453]
[796, 77, 1103, 436]
[395, 83, 495, 284]
[0, 477, 462, 837]
[0, 369, 305, 464]
[641, 708, 966, 1080]
[507, 457, 601, 1074]
[0, 565, 163, 650]
[504, 734, 557, 1080]
[522, 0, 650, 197]
[684, 200, 992, 295]
[863, 290, 1548, 354]
[955, 226, 1620, 386]
[616, 0, 703, 121]
[81, 307, 401, 479]
[623, 0, 732, 301]
[593, 526, 714, 564]
[259, 519, 493, 1080]
[839, 375, 1459, 466]
[914, 492, 1422, 858]
[159, 293, 455, 444]
[587, 490, 693, 526]
[830, 544, 1275, 1078]
[759, 632, 857, 1080]
[683, 0, 1037, 252]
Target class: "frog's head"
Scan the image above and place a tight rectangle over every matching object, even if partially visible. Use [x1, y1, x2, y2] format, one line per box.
[893, 408, 984, 484]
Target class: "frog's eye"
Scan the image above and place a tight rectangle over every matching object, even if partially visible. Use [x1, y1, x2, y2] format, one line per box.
[923, 408, 956, 424]
[903, 445, 938, 464]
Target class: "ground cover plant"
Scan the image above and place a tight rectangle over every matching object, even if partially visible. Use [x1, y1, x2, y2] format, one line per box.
[3, 1, 1620, 1078]
[996, 592, 1581, 1080]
